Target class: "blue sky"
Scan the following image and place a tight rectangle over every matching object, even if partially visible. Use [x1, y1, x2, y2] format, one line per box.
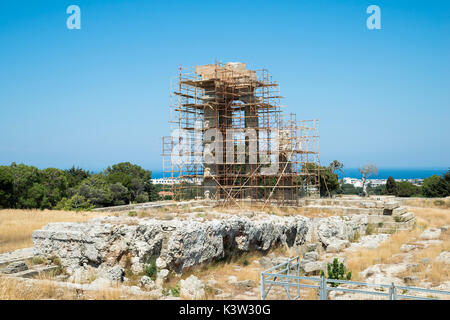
[0, 0, 449, 172]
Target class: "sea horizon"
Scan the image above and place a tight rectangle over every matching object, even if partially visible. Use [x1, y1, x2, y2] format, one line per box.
[150, 167, 449, 180]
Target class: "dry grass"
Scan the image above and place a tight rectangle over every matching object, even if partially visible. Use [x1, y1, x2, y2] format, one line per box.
[401, 198, 450, 209]
[408, 206, 450, 229]
[401, 231, 450, 285]
[0, 209, 109, 253]
[172, 246, 294, 300]
[0, 276, 60, 300]
[347, 230, 415, 280]
[346, 206, 450, 282]
[220, 203, 337, 219]
[0, 276, 155, 300]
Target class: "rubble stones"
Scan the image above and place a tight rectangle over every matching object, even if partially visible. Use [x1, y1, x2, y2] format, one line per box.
[1, 261, 28, 274]
[419, 228, 441, 240]
[180, 275, 205, 299]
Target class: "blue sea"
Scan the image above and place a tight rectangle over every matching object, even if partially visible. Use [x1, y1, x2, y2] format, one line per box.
[337, 168, 448, 179]
[150, 168, 448, 180]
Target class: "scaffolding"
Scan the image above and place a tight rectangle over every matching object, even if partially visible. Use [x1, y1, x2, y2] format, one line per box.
[162, 62, 319, 205]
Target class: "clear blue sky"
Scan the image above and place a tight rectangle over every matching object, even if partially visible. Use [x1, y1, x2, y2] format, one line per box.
[1, 0, 449, 172]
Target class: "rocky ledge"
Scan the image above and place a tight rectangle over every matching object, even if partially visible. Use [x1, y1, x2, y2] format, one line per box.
[32, 214, 367, 277]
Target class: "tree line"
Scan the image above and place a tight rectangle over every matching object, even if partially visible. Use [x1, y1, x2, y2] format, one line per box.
[0, 162, 160, 210]
[315, 161, 450, 198]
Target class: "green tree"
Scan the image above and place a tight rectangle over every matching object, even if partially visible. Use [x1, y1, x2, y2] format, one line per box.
[396, 181, 421, 197]
[55, 195, 94, 211]
[301, 163, 339, 197]
[72, 174, 114, 207]
[0, 166, 14, 208]
[65, 166, 91, 188]
[422, 174, 448, 197]
[444, 170, 450, 194]
[385, 176, 397, 195]
[9, 163, 41, 208]
[21, 183, 47, 209]
[39, 168, 69, 207]
[105, 162, 155, 203]
[109, 182, 129, 206]
[366, 183, 385, 195]
[329, 160, 344, 175]
[338, 183, 362, 195]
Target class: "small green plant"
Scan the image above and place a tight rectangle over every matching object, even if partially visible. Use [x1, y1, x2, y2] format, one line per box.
[128, 211, 137, 217]
[48, 255, 66, 275]
[170, 282, 181, 297]
[30, 256, 46, 265]
[144, 257, 158, 281]
[162, 288, 170, 296]
[394, 216, 402, 223]
[378, 222, 384, 228]
[49, 255, 62, 266]
[320, 258, 352, 288]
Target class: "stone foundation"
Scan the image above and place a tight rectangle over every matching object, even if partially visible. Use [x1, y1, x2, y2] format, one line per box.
[297, 197, 416, 233]
[32, 214, 368, 275]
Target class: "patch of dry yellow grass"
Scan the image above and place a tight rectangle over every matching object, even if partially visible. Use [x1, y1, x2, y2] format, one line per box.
[401, 232, 450, 285]
[173, 246, 295, 300]
[0, 276, 60, 300]
[0, 209, 109, 253]
[346, 206, 450, 282]
[0, 276, 154, 300]
[347, 230, 415, 280]
[408, 206, 450, 229]
[220, 203, 336, 219]
[401, 198, 450, 209]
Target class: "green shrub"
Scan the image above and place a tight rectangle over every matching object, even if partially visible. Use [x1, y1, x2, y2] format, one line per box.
[30, 256, 46, 265]
[48, 255, 66, 275]
[170, 282, 181, 297]
[320, 258, 352, 287]
[422, 174, 448, 198]
[128, 211, 137, 217]
[396, 181, 422, 197]
[144, 257, 158, 281]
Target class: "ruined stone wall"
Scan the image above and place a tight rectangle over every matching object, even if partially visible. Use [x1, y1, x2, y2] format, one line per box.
[32, 214, 367, 276]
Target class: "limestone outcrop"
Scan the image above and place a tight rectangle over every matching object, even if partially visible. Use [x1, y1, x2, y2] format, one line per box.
[32, 214, 367, 276]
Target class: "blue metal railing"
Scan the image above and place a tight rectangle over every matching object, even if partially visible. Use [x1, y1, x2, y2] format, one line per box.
[260, 256, 450, 300]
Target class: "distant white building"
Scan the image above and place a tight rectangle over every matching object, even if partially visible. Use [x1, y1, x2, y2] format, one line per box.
[151, 177, 203, 185]
[152, 178, 180, 185]
[342, 177, 363, 188]
[366, 179, 386, 188]
[342, 177, 424, 188]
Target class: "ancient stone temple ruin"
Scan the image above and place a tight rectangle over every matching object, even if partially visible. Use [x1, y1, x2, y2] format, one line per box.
[162, 62, 320, 205]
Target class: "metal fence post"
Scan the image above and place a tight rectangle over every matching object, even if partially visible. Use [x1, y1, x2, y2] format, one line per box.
[392, 283, 397, 300]
[296, 257, 300, 298]
[261, 273, 265, 300]
[320, 275, 327, 300]
[389, 282, 397, 300]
